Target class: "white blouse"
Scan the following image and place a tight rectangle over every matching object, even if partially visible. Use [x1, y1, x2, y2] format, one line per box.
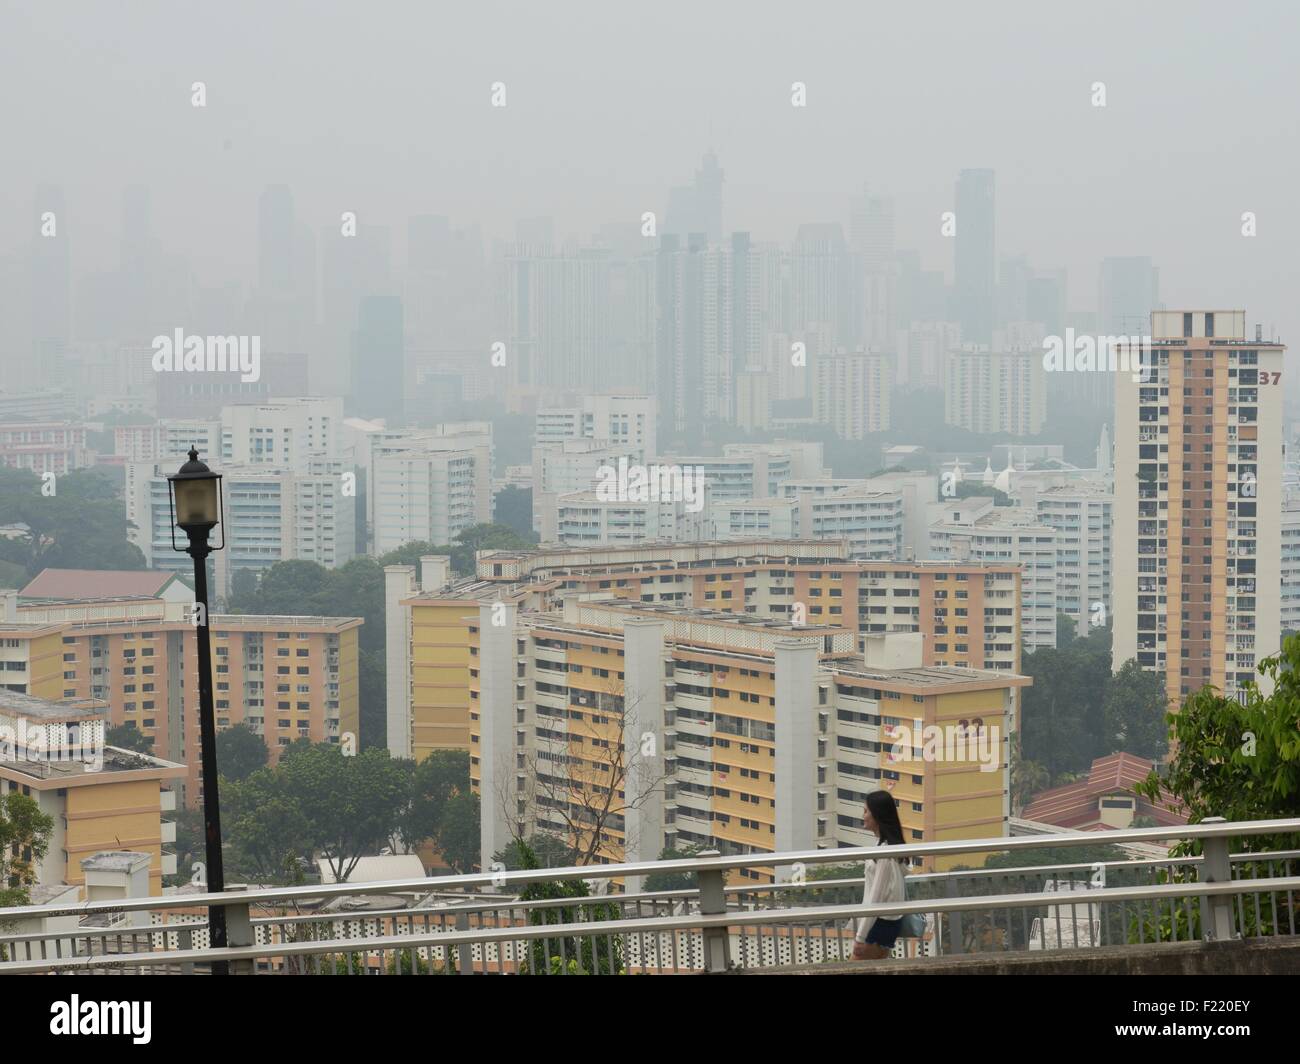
[854, 839, 907, 943]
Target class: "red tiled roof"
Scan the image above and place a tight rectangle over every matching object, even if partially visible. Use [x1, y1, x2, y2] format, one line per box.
[20, 569, 178, 601]
[1023, 752, 1188, 829]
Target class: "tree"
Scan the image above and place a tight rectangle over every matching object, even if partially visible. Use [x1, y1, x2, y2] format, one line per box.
[1056, 612, 1078, 649]
[495, 681, 673, 868]
[1102, 659, 1170, 760]
[506, 839, 623, 975]
[216, 723, 269, 782]
[396, 750, 470, 855]
[448, 523, 535, 576]
[106, 722, 154, 754]
[222, 773, 314, 884]
[0, 467, 146, 579]
[1130, 637, 1300, 940]
[376, 540, 449, 570]
[642, 845, 707, 893]
[492, 834, 577, 871]
[277, 744, 409, 883]
[0, 792, 55, 907]
[492, 486, 538, 542]
[1009, 731, 1051, 815]
[221, 743, 408, 885]
[1019, 621, 1114, 779]
[435, 792, 481, 874]
[229, 567, 258, 604]
[1135, 636, 1300, 853]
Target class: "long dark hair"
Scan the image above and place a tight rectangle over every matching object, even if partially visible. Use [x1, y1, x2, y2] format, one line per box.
[866, 789, 905, 847]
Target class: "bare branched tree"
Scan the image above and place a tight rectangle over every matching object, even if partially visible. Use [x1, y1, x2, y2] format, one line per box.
[497, 675, 672, 868]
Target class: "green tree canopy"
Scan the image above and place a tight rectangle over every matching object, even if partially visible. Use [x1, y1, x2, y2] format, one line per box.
[1103, 659, 1171, 761]
[492, 485, 538, 542]
[1136, 635, 1300, 854]
[0, 467, 146, 580]
[395, 750, 470, 855]
[106, 722, 154, 754]
[0, 792, 55, 907]
[435, 792, 481, 875]
[223, 743, 408, 884]
[642, 845, 707, 893]
[216, 723, 269, 782]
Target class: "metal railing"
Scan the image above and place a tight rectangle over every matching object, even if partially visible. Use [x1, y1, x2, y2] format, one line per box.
[1, 817, 1296, 974]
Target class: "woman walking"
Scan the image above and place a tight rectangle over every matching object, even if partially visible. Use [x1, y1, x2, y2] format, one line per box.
[851, 789, 908, 960]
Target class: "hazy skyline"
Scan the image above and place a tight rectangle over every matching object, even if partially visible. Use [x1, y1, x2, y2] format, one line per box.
[3, 0, 1298, 344]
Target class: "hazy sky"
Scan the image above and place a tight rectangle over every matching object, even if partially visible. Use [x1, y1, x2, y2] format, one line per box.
[4, 0, 1299, 340]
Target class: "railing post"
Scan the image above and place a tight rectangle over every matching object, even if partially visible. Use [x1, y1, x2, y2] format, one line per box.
[696, 850, 731, 973]
[177, 926, 194, 976]
[224, 899, 255, 975]
[945, 878, 964, 955]
[1198, 817, 1237, 943]
[455, 912, 471, 975]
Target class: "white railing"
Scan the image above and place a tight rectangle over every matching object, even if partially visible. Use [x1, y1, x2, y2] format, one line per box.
[1, 818, 1296, 975]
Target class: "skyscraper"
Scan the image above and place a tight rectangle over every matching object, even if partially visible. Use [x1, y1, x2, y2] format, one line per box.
[505, 242, 612, 395]
[664, 150, 723, 243]
[1099, 256, 1160, 336]
[321, 220, 391, 396]
[352, 295, 405, 426]
[655, 233, 706, 444]
[954, 169, 995, 345]
[1112, 310, 1285, 706]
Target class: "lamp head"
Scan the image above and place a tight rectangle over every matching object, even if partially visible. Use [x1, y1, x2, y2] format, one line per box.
[167, 447, 224, 548]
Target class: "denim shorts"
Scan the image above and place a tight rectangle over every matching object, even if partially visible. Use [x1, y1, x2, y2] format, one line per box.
[865, 918, 901, 949]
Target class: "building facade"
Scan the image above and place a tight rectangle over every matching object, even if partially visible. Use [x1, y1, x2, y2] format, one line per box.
[1112, 310, 1285, 704]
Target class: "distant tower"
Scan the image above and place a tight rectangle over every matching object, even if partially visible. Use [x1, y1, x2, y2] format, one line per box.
[695, 150, 723, 244]
[665, 151, 724, 244]
[1097, 423, 1112, 474]
[954, 169, 995, 344]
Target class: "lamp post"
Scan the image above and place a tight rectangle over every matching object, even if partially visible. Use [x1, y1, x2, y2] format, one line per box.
[167, 447, 229, 975]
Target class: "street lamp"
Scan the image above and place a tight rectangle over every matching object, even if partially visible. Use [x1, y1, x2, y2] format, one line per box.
[167, 447, 230, 975]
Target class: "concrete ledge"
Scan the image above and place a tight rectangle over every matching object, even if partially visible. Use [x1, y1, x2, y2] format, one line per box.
[732, 937, 1300, 975]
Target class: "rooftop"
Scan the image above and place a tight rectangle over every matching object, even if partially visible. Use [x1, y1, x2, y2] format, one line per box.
[20, 568, 183, 601]
[578, 597, 848, 633]
[0, 688, 104, 721]
[81, 851, 153, 873]
[1023, 753, 1187, 828]
[833, 663, 1032, 692]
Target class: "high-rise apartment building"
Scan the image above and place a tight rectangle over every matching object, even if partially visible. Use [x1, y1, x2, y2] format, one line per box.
[383, 542, 1026, 793]
[470, 598, 1029, 878]
[136, 462, 356, 594]
[929, 498, 1059, 649]
[534, 394, 656, 460]
[371, 447, 489, 555]
[552, 492, 709, 548]
[1113, 310, 1285, 704]
[220, 397, 343, 472]
[2, 584, 361, 806]
[1029, 483, 1113, 638]
[351, 295, 405, 426]
[813, 348, 891, 438]
[0, 422, 89, 475]
[1281, 493, 1300, 637]
[943, 346, 1046, 436]
[664, 150, 724, 244]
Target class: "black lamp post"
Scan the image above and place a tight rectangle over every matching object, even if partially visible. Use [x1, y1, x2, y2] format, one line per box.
[167, 447, 229, 975]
